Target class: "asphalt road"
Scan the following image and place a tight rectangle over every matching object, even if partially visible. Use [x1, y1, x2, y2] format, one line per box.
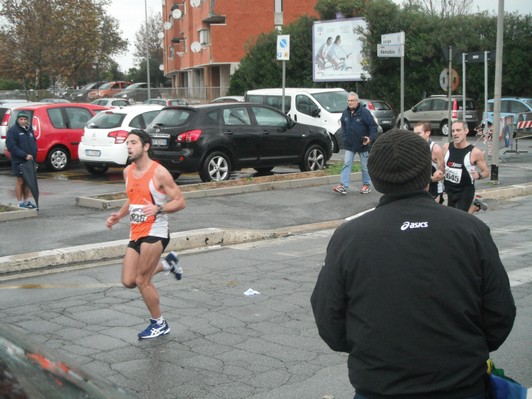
[0, 196, 531, 398]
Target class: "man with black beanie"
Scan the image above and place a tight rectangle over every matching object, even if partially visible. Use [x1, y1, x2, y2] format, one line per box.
[311, 129, 515, 399]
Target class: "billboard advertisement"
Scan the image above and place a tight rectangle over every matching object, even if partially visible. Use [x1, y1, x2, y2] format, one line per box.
[313, 18, 368, 82]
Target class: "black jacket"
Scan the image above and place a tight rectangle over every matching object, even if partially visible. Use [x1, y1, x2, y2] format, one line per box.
[6, 121, 37, 165]
[311, 191, 515, 399]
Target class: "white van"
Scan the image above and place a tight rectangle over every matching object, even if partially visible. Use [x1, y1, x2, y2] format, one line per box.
[245, 88, 349, 152]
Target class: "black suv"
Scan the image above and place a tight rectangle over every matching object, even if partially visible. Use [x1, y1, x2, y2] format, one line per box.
[146, 103, 333, 182]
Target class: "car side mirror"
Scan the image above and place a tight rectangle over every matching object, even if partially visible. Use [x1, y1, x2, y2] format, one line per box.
[411, 106, 417, 112]
[311, 109, 321, 118]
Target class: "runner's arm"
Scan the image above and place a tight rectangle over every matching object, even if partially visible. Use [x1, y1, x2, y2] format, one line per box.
[472, 148, 489, 179]
[151, 166, 186, 215]
[106, 166, 131, 228]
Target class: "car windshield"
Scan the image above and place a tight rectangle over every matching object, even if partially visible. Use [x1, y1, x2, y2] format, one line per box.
[311, 91, 348, 113]
[124, 83, 146, 90]
[98, 82, 113, 89]
[152, 109, 193, 126]
[87, 112, 127, 129]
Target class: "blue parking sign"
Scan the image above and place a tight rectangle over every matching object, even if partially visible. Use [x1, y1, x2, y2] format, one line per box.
[277, 35, 290, 61]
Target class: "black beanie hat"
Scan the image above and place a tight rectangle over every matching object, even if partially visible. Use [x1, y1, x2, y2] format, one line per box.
[368, 129, 432, 194]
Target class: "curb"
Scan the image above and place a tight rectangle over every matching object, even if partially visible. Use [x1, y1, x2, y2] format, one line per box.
[1, 180, 531, 277]
[0, 221, 342, 278]
[75, 174, 348, 209]
[0, 207, 37, 221]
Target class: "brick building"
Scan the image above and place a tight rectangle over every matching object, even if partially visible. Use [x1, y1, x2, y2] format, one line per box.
[162, 0, 318, 102]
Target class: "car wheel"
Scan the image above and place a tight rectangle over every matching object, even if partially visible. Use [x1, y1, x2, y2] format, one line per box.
[300, 144, 326, 172]
[331, 135, 340, 153]
[47, 147, 69, 171]
[84, 164, 109, 175]
[254, 167, 274, 174]
[397, 119, 410, 130]
[199, 151, 232, 182]
[440, 120, 449, 136]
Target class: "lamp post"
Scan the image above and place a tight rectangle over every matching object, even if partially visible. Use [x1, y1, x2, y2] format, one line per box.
[145, 0, 151, 99]
[94, 57, 100, 96]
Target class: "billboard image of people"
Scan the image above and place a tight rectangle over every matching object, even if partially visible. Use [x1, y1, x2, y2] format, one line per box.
[313, 18, 368, 82]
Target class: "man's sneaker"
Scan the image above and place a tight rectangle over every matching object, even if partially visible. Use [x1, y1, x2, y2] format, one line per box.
[25, 201, 37, 209]
[473, 197, 488, 211]
[163, 251, 182, 280]
[360, 185, 371, 194]
[18, 202, 27, 208]
[333, 184, 347, 195]
[138, 319, 170, 339]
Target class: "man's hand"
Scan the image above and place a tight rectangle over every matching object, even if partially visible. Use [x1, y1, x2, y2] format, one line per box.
[106, 213, 121, 229]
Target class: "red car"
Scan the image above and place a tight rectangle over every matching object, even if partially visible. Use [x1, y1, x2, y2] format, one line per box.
[8, 103, 108, 171]
[87, 81, 131, 101]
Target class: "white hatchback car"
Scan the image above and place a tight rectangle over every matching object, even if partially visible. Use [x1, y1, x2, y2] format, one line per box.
[78, 104, 163, 174]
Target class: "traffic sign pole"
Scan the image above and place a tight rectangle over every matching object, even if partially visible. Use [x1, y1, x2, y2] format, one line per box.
[448, 46, 453, 143]
[378, 32, 405, 127]
[277, 35, 290, 113]
[462, 52, 467, 126]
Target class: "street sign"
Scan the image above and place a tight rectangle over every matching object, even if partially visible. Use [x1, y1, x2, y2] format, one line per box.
[276, 35, 290, 61]
[377, 44, 404, 58]
[467, 50, 495, 63]
[381, 32, 405, 45]
[439, 68, 460, 92]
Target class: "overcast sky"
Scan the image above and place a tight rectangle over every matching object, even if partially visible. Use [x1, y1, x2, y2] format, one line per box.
[107, 0, 532, 72]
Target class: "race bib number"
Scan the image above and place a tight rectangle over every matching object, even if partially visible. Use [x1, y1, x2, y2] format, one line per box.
[445, 167, 462, 184]
[129, 205, 148, 224]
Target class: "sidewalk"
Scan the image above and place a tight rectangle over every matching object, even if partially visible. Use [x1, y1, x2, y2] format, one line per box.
[1, 147, 531, 276]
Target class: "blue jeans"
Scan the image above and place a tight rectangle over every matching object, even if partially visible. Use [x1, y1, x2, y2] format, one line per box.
[340, 150, 371, 189]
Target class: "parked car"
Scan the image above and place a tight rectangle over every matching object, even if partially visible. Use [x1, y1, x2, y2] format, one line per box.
[483, 97, 532, 127]
[0, 324, 139, 398]
[68, 81, 109, 102]
[112, 82, 160, 103]
[398, 95, 478, 135]
[1, 101, 45, 159]
[146, 103, 333, 182]
[8, 103, 109, 171]
[245, 87, 348, 152]
[210, 95, 245, 103]
[144, 98, 188, 106]
[359, 98, 395, 131]
[87, 81, 131, 101]
[91, 98, 131, 108]
[78, 104, 163, 174]
[41, 98, 71, 103]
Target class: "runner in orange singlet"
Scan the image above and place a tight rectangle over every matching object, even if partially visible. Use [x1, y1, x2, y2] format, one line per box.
[106, 129, 186, 339]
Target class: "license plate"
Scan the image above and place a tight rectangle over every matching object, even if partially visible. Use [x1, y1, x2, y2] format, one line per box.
[85, 150, 101, 157]
[152, 138, 167, 147]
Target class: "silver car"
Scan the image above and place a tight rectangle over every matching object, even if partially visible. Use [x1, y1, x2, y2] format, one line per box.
[399, 95, 478, 136]
[359, 99, 396, 132]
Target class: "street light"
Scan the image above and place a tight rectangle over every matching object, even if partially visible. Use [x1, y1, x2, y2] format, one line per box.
[145, 0, 151, 99]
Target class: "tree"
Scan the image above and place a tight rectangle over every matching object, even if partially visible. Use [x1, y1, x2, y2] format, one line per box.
[228, 0, 531, 108]
[0, 0, 127, 88]
[403, 0, 474, 18]
[229, 16, 318, 95]
[131, 12, 165, 86]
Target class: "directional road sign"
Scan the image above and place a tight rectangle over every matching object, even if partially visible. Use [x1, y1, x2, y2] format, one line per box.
[377, 44, 404, 58]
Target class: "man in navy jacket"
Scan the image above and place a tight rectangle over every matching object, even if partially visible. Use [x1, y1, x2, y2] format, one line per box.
[312, 129, 515, 399]
[6, 112, 38, 208]
[333, 91, 378, 195]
